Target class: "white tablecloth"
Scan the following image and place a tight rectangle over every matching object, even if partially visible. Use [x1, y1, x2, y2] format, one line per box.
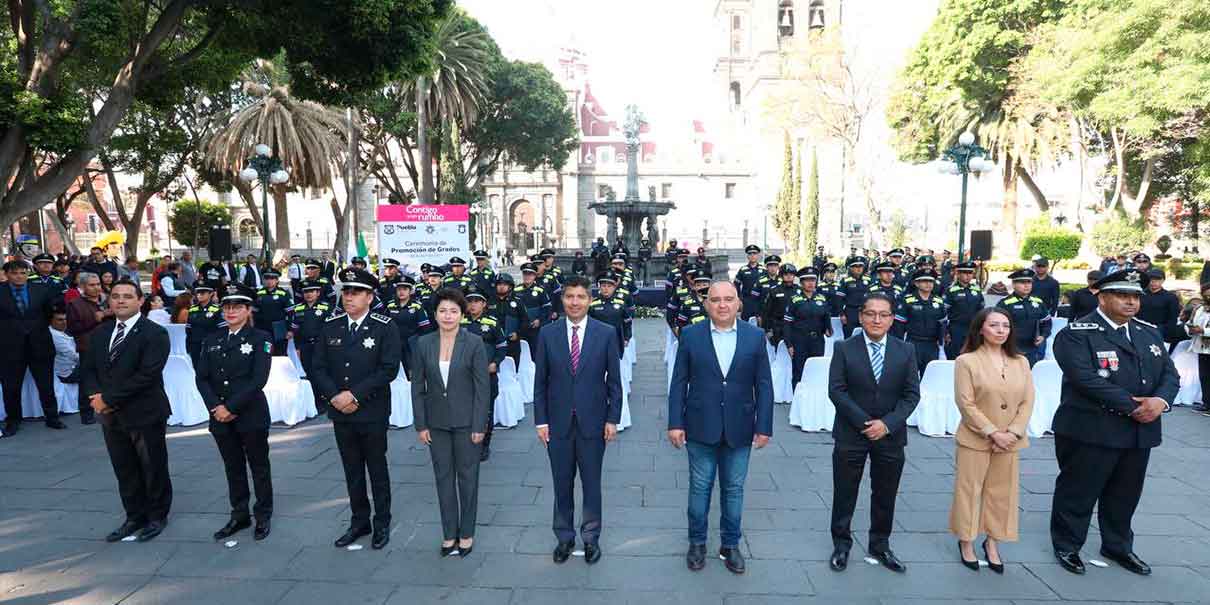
[1029, 360, 1062, 437]
[907, 360, 960, 437]
[788, 357, 834, 432]
[164, 355, 209, 426]
[0, 371, 78, 422]
[265, 357, 316, 426]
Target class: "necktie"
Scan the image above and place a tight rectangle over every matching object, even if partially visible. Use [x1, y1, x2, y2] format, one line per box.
[1116, 325, 1129, 343]
[570, 325, 581, 374]
[13, 286, 25, 315]
[870, 341, 883, 383]
[110, 321, 126, 363]
[350, 321, 359, 335]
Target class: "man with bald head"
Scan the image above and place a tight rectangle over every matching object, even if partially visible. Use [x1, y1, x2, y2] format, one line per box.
[668, 280, 774, 574]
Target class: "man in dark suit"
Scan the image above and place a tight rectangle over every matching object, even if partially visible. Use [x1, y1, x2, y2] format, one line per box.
[195, 284, 274, 542]
[827, 291, 921, 573]
[1050, 268, 1178, 576]
[238, 253, 264, 289]
[81, 279, 172, 542]
[312, 267, 401, 550]
[533, 275, 623, 566]
[668, 280, 774, 574]
[0, 260, 66, 434]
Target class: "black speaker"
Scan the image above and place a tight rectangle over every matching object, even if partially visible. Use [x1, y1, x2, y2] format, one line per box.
[970, 230, 993, 261]
[208, 225, 233, 261]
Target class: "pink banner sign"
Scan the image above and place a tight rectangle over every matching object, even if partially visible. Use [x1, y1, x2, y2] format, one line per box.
[376, 204, 470, 222]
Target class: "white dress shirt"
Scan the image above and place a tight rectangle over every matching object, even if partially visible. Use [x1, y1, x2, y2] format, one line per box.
[50, 327, 79, 378]
[161, 273, 187, 298]
[709, 320, 738, 377]
[109, 315, 140, 350]
[566, 316, 588, 352]
[1097, 308, 1129, 341]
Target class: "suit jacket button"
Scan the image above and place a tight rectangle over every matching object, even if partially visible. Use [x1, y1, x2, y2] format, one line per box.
[1001, 404, 1008, 410]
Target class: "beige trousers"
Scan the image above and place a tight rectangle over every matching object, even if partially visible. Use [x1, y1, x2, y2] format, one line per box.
[949, 445, 1020, 542]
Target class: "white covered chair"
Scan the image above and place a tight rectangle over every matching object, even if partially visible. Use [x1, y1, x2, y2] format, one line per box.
[788, 357, 834, 432]
[493, 358, 526, 428]
[1, 370, 76, 422]
[518, 340, 536, 403]
[909, 360, 959, 437]
[264, 356, 316, 426]
[624, 337, 637, 366]
[1044, 317, 1069, 360]
[286, 338, 305, 376]
[665, 333, 679, 393]
[1173, 339, 1192, 355]
[1172, 347, 1202, 407]
[1029, 360, 1062, 437]
[388, 363, 414, 428]
[164, 323, 189, 358]
[770, 341, 794, 404]
[619, 351, 633, 396]
[163, 356, 209, 426]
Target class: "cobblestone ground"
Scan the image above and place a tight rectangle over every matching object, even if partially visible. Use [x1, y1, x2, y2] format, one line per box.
[2, 318, 1209, 604]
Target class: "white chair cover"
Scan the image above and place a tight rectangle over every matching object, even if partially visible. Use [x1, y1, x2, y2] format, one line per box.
[624, 338, 637, 366]
[664, 327, 677, 365]
[518, 340, 536, 403]
[1, 371, 77, 421]
[388, 363, 414, 428]
[54, 376, 79, 415]
[1173, 339, 1192, 355]
[1044, 317, 1069, 360]
[788, 357, 834, 432]
[618, 381, 633, 431]
[264, 357, 316, 426]
[1172, 348, 1202, 406]
[908, 360, 959, 437]
[164, 324, 189, 358]
[620, 352, 633, 396]
[493, 358, 526, 428]
[286, 338, 305, 376]
[830, 317, 844, 341]
[164, 356, 209, 426]
[1029, 360, 1062, 437]
[770, 342, 794, 403]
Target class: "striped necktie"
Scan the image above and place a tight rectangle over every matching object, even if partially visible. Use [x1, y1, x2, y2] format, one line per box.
[109, 321, 126, 363]
[869, 341, 883, 383]
[570, 325, 581, 374]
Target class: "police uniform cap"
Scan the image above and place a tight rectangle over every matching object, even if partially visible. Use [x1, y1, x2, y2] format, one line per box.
[764, 255, 782, 265]
[472, 250, 489, 259]
[917, 255, 936, 265]
[32, 253, 54, 264]
[677, 248, 690, 257]
[448, 256, 466, 266]
[911, 268, 940, 283]
[395, 275, 417, 288]
[339, 267, 378, 290]
[745, 244, 761, 254]
[798, 267, 819, 281]
[304, 258, 321, 269]
[351, 257, 366, 265]
[262, 269, 280, 279]
[192, 280, 219, 293]
[381, 258, 400, 267]
[955, 261, 977, 271]
[874, 260, 895, 272]
[781, 263, 798, 275]
[596, 272, 618, 285]
[1133, 252, 1150, 263]
[847, 256, 867, 268]
[290, 254, 302, 259]
[1007, 268, 1036, 281]
[495, 272, 515, 285]
[1147, 268, 1165, 280]
[683, 267, 701, 281]
[520, 263, 538, 274]
[426, 266, 446, 277]
[538, 248, 555, 258]
[465, 286, 487, 301]
[222, 283, 256, 304]
[1093, 268, 1149, 293]
[888, 248, 904, 258]
[822, 262, 838, 272]
[299, 279, 324, 292]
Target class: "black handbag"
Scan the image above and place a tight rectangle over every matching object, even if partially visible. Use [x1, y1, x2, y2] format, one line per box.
[59, 364, 81, 384]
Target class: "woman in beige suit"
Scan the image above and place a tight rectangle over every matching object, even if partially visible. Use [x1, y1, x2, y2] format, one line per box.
[951, 307, 1034, 573]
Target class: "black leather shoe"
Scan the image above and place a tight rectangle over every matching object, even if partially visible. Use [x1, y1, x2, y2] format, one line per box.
[1055, 550, 1085, 575]
[458, 542, 473, 558]
[105, 520, 145, 543]
[213, 518, 251, 541]
[3, 421, 19, 437]
[1100, 549, 1150, 576]
[719, 547, 746, 574]
[45, 418, 66, 430]
[830, 549, 849, 571]
[334, 526, 370, 548]
[135, 521, 165, 542]
[982, 540, 1004, 574]
[371, 527, 389, 550]
[479, 447, 491, 462]
[440, 544, 459, 557]
[959, 541, 979, 571]
[687, 544, 706, 571]
[253, 520, 271, 541]
[584, 543, 601, 564]
[872, 549, 906, 573]
[81, 416, 96, 425]
[552, 541, 574, 564]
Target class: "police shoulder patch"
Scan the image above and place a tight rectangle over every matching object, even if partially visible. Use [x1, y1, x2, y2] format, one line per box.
[370, 312, 391, 324]
[326, 312, 347, 323]
[188, 305, 200, 312]
[317, 303, 330, 309]
[1068, 322, 1100, 330]
[481, 316, 498, 326]
[1132, 317, 1157, 329]
[904, 295, 917, 303]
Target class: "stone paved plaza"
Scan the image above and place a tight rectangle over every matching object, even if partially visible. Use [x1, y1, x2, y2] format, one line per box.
[2, 318, 1210, 604]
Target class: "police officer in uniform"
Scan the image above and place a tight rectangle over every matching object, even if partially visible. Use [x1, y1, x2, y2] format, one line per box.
[417, 267, 445, 318]
[515, 263, 552, 359]
[837, 256, 871, 338]
[487, 273, 529, 368]
[1049, 268, 1178, 576]
[812, 246, 829, 273]
[942, 261, 985, 360]
[377, 258, 403, 302]
[294, 259, 332, 302]
[186, 280, 223, 364]
[887, 249, 908, 287]
[312, 268, 401, 550]
[442, 257, 475, 293]
[385, 275, 431, 379]
[665, 262, 693, 333]
[252, 270, 293, 355]
[463, 286, 506, 461]
[819, 262, 842, 317]
[288, 280, 332, 404]
[868, 260, 905, 302]
[30, 253, 67, 299]
[675, 269, 711, 333]
[751, 255, 782, 327]
[195, 283, 273, 542]
[996, 268, 1052, 366]
[637, 239, 653, 285]
[894, 269, 946, 376]
[468, 250, 496, 295]
[589, 272, 632, 355]
[783, 267, 832, 390]
[761, 262, 799, 347]
[536, 252, 565, 316]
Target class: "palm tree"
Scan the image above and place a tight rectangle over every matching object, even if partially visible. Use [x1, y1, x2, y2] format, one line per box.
[204, 58, 350, 250]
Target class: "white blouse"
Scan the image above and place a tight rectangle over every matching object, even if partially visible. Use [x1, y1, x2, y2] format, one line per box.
[439, 361, 451, 388]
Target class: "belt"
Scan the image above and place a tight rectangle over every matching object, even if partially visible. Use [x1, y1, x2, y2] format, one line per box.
[909, 336, 939, 342]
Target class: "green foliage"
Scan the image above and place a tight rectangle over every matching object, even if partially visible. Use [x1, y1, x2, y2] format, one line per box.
[772, 133, 799, 255]
[887, 210, 908, 248]
[464, 60, 580, 173]
[1089, 214, 1154, 257]
[1019, 213, 1081, 261]
[802, 149, 820, 256]
[169, 200, 232, 248]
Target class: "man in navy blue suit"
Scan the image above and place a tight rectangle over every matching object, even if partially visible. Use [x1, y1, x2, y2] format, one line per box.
[668, 280, 774, 574]
[533, 275, 623, 565]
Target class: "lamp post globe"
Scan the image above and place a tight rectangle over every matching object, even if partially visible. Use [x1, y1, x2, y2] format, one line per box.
[958, 131, 975, 146]
[254, 143, 271, 157]
[239, 167, 259, 183]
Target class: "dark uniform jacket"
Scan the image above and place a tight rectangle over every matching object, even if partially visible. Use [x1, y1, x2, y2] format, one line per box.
[311, 312, 401, 424]
[1139, 288, 1182, 343]
[488, 294, 529, 340]
[943, 281, 985, 332]
[288, 300, 332, 367]
[195, 327, 272, 433]
[733, 263, 766, 317]
[462, 314, 507, 366]
[589, 294, 633, 348]
[837, 275, 872, 312]
[186, 302, 223, 360]
[1066, 287, 1098, 321]
[468, 265, 496, 294]
[895, 293, 946, 342]
[996, 294, 1052, 350]
[761, 282, 797, 341]
[1052, 313, 1179, 449]
[1032, 274, 1062, 315]
[253, 286, 294, 341]
[783, 291, 832, 343]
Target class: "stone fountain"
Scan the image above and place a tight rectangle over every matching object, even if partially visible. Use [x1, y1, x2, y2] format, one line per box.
[589, 105, 675, 253]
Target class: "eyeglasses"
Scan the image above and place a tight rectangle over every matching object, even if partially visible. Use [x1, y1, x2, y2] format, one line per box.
[860, 311, 893, 321]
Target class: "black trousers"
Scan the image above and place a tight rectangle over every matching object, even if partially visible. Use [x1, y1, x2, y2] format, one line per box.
[482, 374, 499, 451]
[944, 325, 968, 360]
[1, 353, 58, 422]
[333, 422, 391, 529]
[841, 308, 861, 338]
[102, 421, 173, 523]
[300, 355, 328, 415]
[831, 440, 905, 553]
[789, 336, 826, 390]
[909, 338, 940, 376]
[547, 415, 606, 545]
[428, 427, 481, 540]
[213, 428, 273, 522]
[1050, 435, 1150, 555]
[1198, 354, 1210, 406]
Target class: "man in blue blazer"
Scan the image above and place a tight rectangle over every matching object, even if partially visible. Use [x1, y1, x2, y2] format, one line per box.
[534, 275, 623, 565]
[668, 280, 774, 574]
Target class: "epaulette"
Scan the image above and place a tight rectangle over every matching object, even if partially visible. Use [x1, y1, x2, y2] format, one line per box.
[1068, 322, 1100, 330]
[188, 305, 200, 312]
[904, 295, 917, 303]
[948, 285, 961, 292]
[480, 316, 498, 326]
[1002, 296, 1019, 304]
[790, 294, 804, 303]
[325, 312, 347, 322]
[317, 303, 330, 309]
[292, 303, 306, 311]
[1028, 296, 1043, 304]
[532, 286, 545, 293]
[1132, 318, 1157, 329]
[370, 312, 391, 324]
[589, 299, 603, 306]
[256, 288, 267, 295]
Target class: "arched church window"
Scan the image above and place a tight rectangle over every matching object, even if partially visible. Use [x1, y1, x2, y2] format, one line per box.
[808, 0, 826, 31]
[778, 1, 795, 38]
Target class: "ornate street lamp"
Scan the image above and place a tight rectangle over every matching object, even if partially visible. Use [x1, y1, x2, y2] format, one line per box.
[936, 131, 993, 261]
[239, 143, 289, 262]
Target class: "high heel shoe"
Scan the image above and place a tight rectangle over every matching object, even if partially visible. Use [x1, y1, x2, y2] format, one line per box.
[958, 541, 979, 571]
[982, 539, 1004, 574]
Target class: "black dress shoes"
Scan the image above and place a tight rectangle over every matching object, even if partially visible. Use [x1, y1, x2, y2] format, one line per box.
[213, 518, 251, 541]
[982, 540, 1004, 574]
[1056, 550, 1086, 575]
[440, 544, 460, 557]
[254, 519, 271, 541]
[3, 421, 19, 437]
[719, 547, 746, 574]
[959, 542, 979, 571]
[135, 520, 165, 542]
[830, 549, 849, 571]
[106, 520, 146, 543]
[45, 418, 66, 429]
[687, 544, 706, 571]
[552, 541, 574, 564]
[81, 416, 96, 425]
[584, 543, 601, 564]
[458, 542, 473, 558]
[1100, 549, 1151, 576]
[371, 527, 390, 550]
[872, 549, 906, 573]
[334, 526, 370, 548]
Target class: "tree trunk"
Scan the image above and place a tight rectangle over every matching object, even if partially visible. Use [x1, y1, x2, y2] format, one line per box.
[1121, 157, 1155, 220]
[272, 185, 290, 250]
[416, 75, 434, 204]
[1001, 151, 1019, 255]
[1016, 163, 1050, 213]
[46, 209, 80, 256]
[81, 176, 117, 232]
